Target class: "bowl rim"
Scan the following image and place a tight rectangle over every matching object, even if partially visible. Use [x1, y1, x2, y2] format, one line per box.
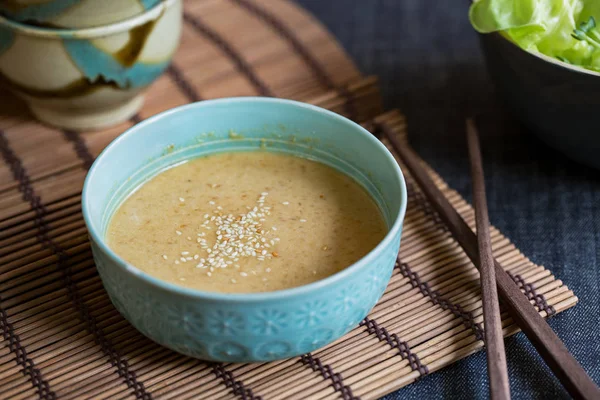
[490, 32, 600, 78]
[82, 97, 408, 303]
[0, 0, 178, 39]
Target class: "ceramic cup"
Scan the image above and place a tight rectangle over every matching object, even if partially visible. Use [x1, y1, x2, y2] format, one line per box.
[82, 98, 408, 362]
[0, 0, 163, 29]
[0, 0, 181, 130]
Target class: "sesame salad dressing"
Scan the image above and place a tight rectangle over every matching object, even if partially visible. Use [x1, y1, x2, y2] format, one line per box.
[106, 152, 387, 293]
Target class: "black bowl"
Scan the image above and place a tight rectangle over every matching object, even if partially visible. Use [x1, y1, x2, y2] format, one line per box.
[479, 33, 600, 170]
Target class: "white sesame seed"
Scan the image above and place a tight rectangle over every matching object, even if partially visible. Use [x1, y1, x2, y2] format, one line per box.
[181, 251, 189, 255]
[167, 191, 283, 273]
[187, 236, 192, 241]
[180, 277, 186, 281]
[209, 201, 215, 205]
[207, 272, 212, 277]
[240, 272, 248, 277]
[175, 260, 180, 264]
[266, 268, 271, 273]
[231, 278, 237, 284]
[175, 230, 182, 235]
[162, 255, 168, 260]
[179, 197, 185, 202]
[300, 219, 307, 223]
[282, 201, 289, 205]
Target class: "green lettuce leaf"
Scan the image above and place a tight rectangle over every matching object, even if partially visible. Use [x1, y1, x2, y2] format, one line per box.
[469, 0, 600, 71]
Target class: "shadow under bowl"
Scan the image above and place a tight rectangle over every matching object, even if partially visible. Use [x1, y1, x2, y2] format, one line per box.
[82, 97, 408, 363]
[479, 33, 600, 170]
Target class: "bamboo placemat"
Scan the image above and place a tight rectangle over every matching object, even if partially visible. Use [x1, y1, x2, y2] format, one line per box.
[0, 0, 577, 399]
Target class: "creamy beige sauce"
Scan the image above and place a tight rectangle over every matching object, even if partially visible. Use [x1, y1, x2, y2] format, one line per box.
[106, 152, 387, 293]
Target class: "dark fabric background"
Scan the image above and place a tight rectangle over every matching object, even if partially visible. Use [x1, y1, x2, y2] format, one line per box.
[295, 1, 600, 399]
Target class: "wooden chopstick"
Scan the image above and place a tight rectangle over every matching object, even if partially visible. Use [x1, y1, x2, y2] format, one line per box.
[466, 119, 510, 400]
[381, 123, 600, 400]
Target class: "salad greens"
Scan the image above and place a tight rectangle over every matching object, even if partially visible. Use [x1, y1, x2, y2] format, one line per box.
[469, 0, 600, 72]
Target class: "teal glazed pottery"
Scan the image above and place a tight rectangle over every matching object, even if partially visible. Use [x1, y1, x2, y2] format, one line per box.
[0, 0, 181, 130]
[82, 98, 407, 362]
[479, 33, 600, 170]
[0, 0, 163, 29]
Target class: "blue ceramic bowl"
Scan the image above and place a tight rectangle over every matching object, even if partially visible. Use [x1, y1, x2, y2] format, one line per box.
[82, 97, 407, 362]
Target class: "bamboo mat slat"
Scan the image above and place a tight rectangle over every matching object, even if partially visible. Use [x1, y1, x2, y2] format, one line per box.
[0, 1, 577, 399]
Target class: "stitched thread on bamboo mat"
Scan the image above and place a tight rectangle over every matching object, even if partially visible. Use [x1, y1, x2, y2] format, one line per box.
[374, 122, 557, 319]
[0, 130, 153, 400]
[401, 175, 556, 318]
